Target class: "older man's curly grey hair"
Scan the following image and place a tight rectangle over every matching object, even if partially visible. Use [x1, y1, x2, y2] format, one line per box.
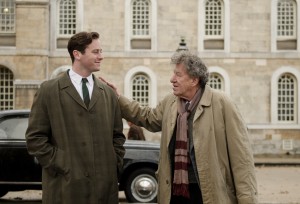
[171, 51, 209, 88]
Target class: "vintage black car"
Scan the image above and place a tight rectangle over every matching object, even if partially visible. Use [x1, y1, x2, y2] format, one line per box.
[0, 110, 159, 203]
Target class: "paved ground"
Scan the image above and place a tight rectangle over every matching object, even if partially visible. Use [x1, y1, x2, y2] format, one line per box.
[256, 165, 300, 204]
[1, 166, 300, 203]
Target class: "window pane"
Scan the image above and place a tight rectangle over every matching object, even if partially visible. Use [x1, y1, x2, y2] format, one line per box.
[0, 118, 28, 139]
[59, 0, 77, 36]
[132, 0, 150, 36]
[208, 73, 224, 91]
[205, 0, 223, 37]
[277, 73, 296, 122]
[0, 0, 15, 33]
[277, 0, 296, 38]
[0, 67, 14, 110]
[132, 74, 149, 107]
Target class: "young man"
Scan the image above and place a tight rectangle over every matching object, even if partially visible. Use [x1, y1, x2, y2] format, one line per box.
[26, 31, 125, 204]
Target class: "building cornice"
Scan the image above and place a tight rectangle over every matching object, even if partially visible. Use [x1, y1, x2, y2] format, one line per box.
[248, 124, 300, 130]
[14, 80, 44, 89]
[15, 0, 49, 6]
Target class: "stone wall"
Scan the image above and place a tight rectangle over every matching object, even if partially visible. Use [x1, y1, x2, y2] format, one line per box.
[0, 0, 299, 155]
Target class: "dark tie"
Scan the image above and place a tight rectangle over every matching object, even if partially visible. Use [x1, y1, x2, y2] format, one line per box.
[82, 78, 90, 107]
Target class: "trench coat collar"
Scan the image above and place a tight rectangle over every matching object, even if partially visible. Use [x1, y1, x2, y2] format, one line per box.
[167, 85, 213, 145]
[192, 85, 212, 120]
[59, 71, 105, 110]
[199, 85, 213, 107]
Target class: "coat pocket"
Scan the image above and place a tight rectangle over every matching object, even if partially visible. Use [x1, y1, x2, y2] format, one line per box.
[47, 148, 70, 177]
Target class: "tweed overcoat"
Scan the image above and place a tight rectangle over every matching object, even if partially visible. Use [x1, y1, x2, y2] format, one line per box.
[26, 72, 126, 204]
[119, 85, 258, 204]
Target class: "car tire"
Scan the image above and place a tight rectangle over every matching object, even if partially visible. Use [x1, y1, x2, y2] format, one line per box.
[0, 188, 8, 198]
[124, 167, 158, 203]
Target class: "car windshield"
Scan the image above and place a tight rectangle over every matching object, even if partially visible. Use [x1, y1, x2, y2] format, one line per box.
[0, 117, 28, 140]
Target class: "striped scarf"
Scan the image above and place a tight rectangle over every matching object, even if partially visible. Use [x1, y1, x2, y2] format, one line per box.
[172, 88, 202, 198]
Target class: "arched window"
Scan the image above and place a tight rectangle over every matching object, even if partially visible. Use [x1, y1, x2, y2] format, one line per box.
[208, 73, 224, 91]
[50, 0, 82, 50]
[131, 74, 149, 107]
[124, 66, 157, 107]
[277, 73, 297, 122]
[207, 66, 230, 94]
[205, 0, 223, 38]
[58, 0, 77, 36]
[125, 0, 157, 50]
[272, 0, 299, 50]
[199, 0, 229, 51]
[132, 0, 150, 37]
[0, 66, 14, 110]
[271, 67, 300, 124]
[277, 0, 296, 39]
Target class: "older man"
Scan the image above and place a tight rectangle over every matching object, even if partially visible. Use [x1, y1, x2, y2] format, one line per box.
[104, 51, 258, 204]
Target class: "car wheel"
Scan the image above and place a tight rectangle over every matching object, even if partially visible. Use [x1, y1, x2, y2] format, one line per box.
[124, 167, 158, 203]
[0, 188, 8, 198]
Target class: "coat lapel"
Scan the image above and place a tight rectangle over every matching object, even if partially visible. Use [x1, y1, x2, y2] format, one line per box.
[59, 73, 106, 110]
[88, 75, 105, 110]
[192, 85, 213, 159]
[167, 97, 178, 146]
[59, 71, 87, 109]
[193, 85, 212, 121]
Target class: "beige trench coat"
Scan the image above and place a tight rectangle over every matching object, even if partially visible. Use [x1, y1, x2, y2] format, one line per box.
[119, 85, 258, 204]
[26, 72, 126, 204]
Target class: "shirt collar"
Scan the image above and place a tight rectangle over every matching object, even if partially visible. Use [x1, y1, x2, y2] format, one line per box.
[85, 75, 93, 85]
[69, 69, 93, 85]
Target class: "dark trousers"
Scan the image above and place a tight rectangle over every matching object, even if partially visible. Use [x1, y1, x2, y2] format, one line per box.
[170, 183, 203, 204]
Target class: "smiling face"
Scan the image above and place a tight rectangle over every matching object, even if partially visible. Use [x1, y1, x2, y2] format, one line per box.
[170, 63, 200, 101]
[73, 39, 103, 77]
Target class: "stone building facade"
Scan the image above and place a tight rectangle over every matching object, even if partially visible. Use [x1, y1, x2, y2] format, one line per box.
[0, 0, 300, 155]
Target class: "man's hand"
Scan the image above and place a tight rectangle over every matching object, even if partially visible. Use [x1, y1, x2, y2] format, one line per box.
[99, 76, 120, 97]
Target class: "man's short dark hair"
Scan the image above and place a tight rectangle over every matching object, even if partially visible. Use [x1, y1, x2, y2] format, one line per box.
[67, 31, 100, 63]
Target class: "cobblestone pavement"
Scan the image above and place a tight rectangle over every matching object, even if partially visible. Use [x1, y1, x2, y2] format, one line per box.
[0, 166, 299, 204]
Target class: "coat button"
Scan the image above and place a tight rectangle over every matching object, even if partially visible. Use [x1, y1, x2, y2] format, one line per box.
[166, 180, 169, 184]
[84, 172, 89, 177]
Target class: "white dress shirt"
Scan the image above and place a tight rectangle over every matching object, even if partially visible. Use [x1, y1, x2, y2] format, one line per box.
[69, 69, 94, 100]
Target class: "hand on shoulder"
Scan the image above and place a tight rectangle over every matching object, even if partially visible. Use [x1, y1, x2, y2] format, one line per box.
[98, 76, 120, 97]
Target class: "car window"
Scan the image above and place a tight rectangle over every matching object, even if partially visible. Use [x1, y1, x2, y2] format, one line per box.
[0, 117, 28, 140]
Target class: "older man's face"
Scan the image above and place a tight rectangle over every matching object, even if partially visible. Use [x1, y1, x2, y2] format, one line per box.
[170, 63, 199, 101]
